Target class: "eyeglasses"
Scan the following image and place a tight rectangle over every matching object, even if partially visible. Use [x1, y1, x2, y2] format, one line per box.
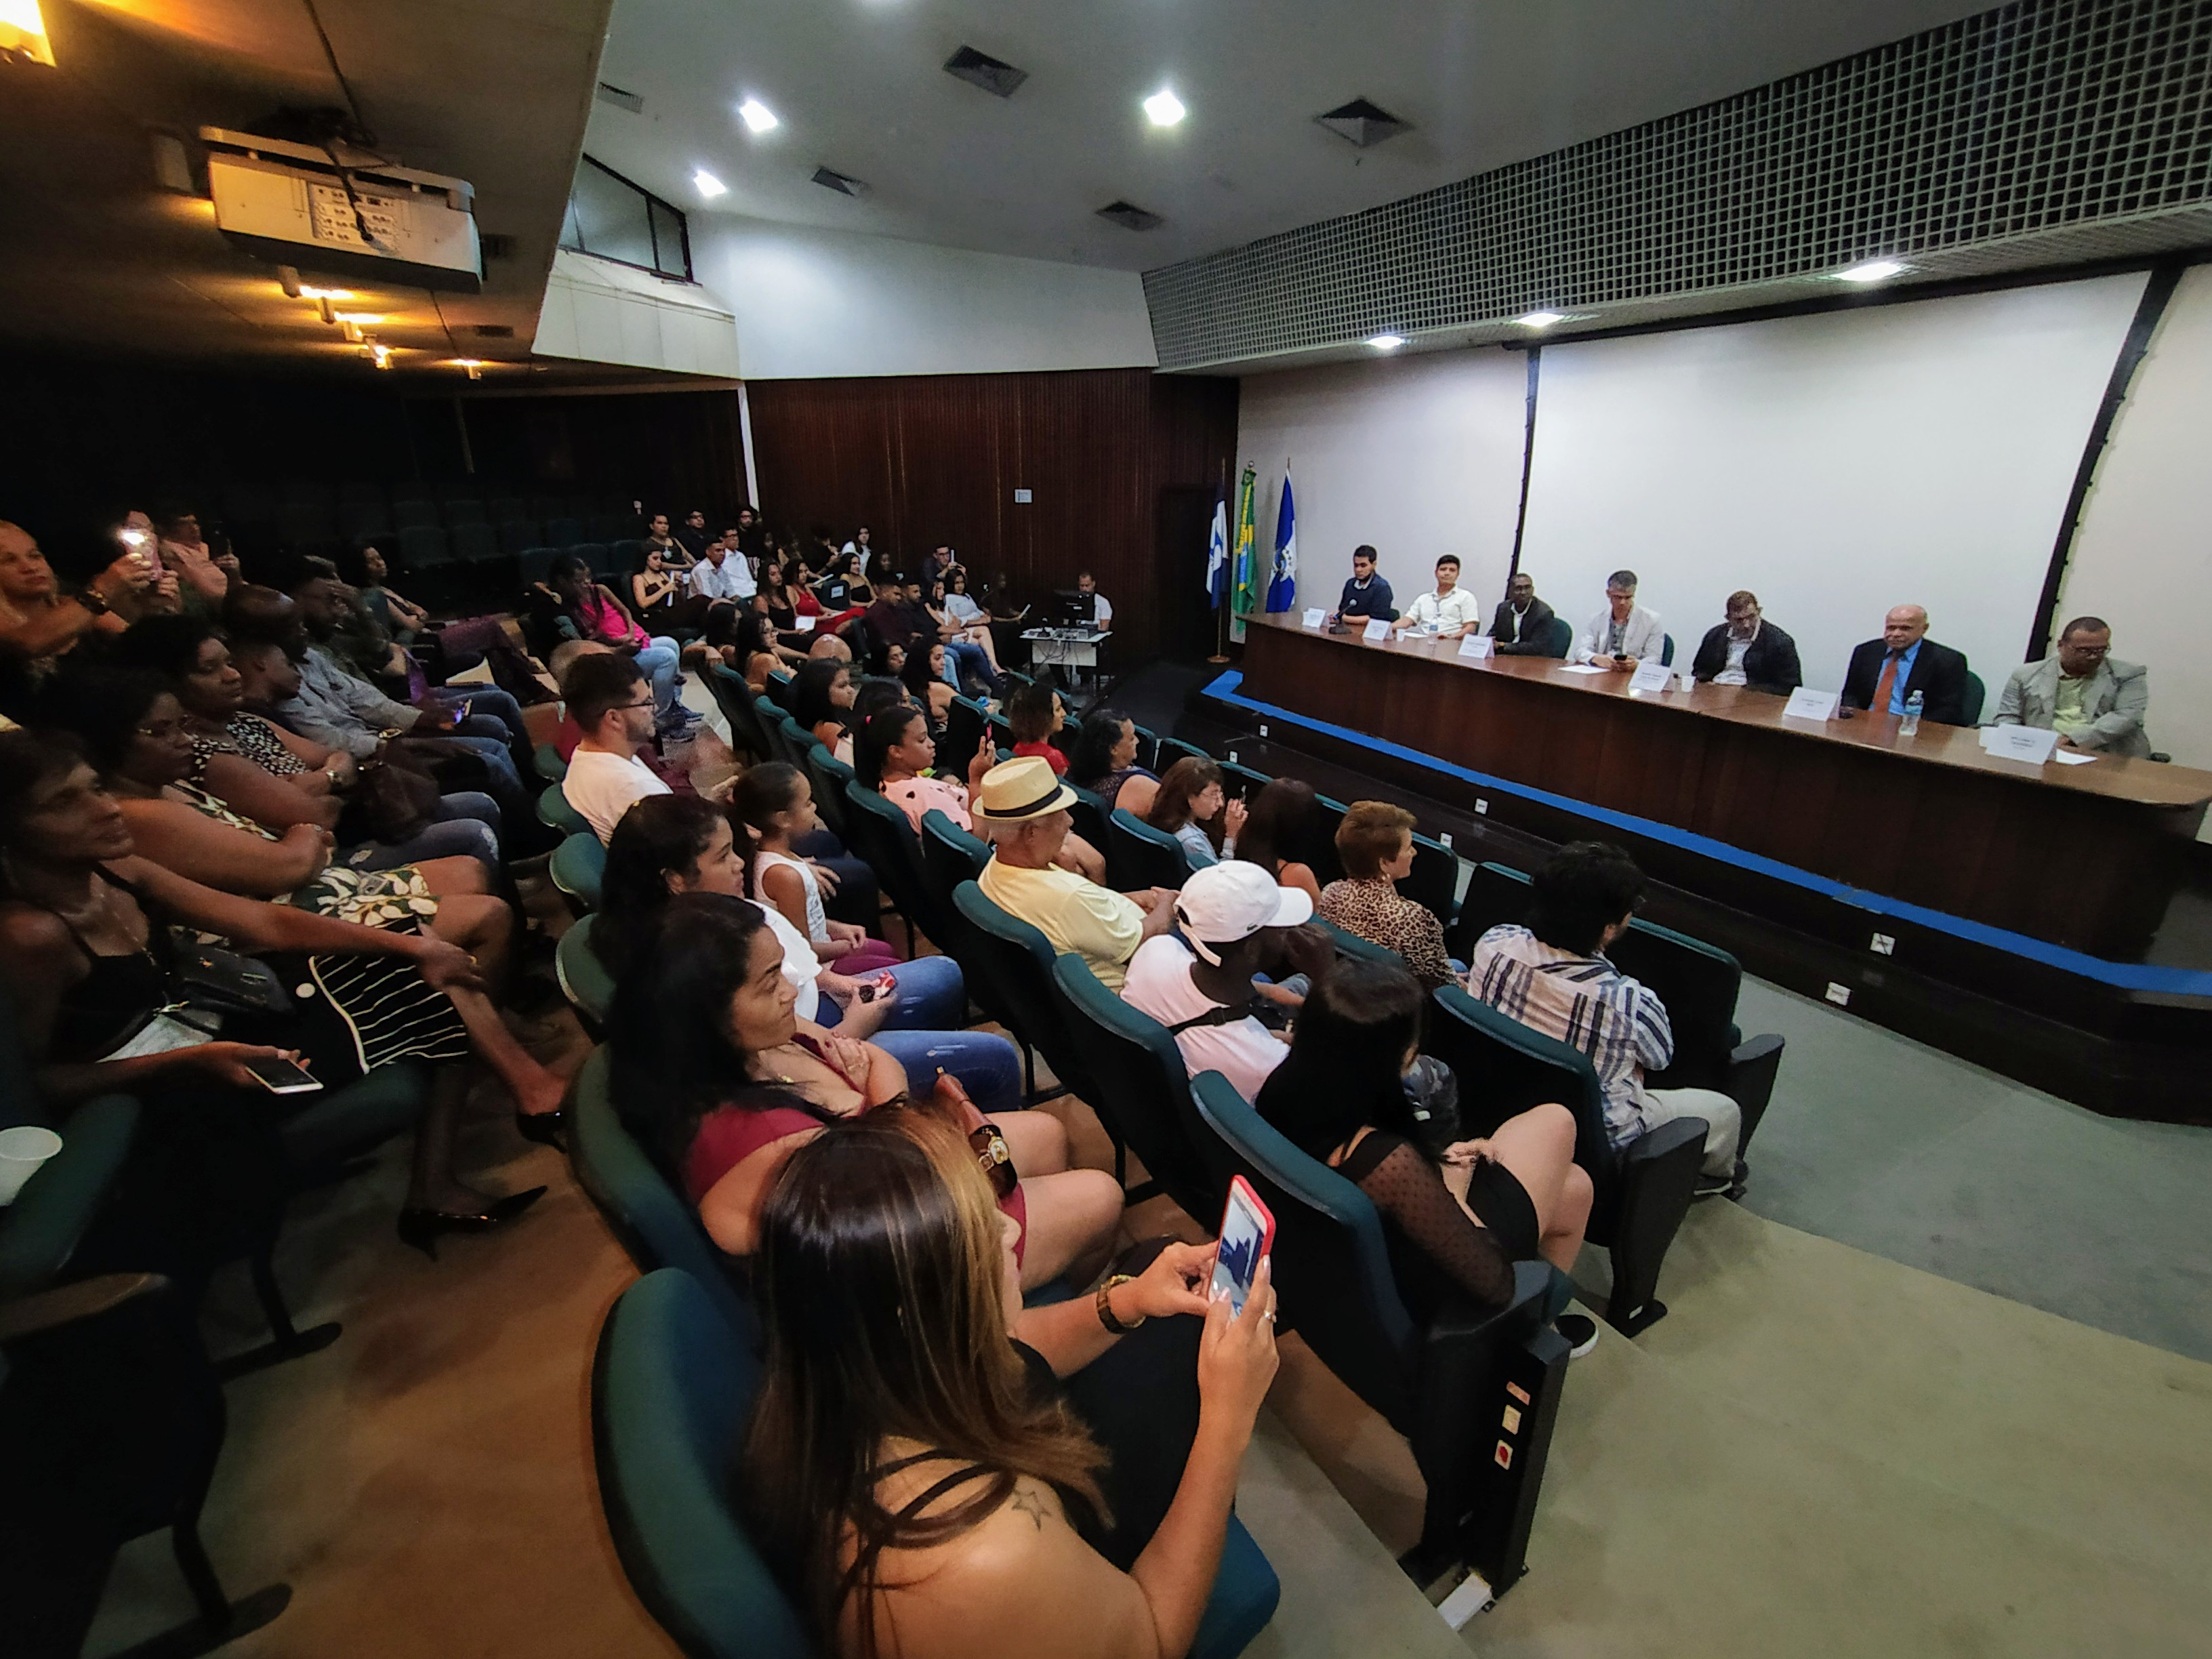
[969, 1122, 1017, 1200]
[614, 695, 656, 712]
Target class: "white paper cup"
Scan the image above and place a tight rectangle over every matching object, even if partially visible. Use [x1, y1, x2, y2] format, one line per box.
[0, 1126, 64, 1204]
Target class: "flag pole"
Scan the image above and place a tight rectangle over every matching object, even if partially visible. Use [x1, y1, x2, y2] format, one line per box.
[1208, 456, 1230, 663]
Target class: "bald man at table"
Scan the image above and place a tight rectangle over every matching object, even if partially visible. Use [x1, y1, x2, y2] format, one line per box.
[1840, 605, 1972, 726]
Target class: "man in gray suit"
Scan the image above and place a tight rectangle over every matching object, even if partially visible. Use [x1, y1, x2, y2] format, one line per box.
[1992, 615, 2151, 757]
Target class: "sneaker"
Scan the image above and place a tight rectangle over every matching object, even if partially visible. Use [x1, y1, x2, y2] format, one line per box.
[1694, 1158, 1748, 1201]
[1555, 1313, 1601, 1359]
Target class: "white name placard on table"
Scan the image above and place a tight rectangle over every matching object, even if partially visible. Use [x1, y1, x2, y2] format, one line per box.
[1980, 724, 2061, 764]
[1458, 634, 1495, 659]
[1302, 608, 1328, 630]
[1628, 659, 1676, 694]
[1782, 687, 1841, 723]
[1362, 618, 1392, 643]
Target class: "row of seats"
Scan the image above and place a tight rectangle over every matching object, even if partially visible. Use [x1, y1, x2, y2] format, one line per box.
[216, 479, 640, 548]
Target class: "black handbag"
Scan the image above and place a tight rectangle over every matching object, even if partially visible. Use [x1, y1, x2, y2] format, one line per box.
[170, 941, 293, 1017]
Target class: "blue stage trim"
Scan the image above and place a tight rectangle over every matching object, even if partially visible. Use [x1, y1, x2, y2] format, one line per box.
[1204, 670, 2212, 997]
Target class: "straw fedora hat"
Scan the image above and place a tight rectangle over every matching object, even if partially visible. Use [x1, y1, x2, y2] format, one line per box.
[970, 754, 1079, 823]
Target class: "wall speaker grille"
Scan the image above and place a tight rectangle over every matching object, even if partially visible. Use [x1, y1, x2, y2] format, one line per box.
[1144, 0, 2212, 368]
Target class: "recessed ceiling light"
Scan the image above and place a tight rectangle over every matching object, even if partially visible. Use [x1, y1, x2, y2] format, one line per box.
[298, 286, 354, 302]
[1837, 259, 1906, 283]
[1515, 310, 1565, 329]
[1143, 89, 1186, 127]
[738, 98, 779, 134]
[332, 312, 385, 325]
[1367, 334, 1406, 351]
[693, 169, 728, 198]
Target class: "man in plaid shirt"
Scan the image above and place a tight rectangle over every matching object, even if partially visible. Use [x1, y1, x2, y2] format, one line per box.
[1468, 842, 1743, 1192]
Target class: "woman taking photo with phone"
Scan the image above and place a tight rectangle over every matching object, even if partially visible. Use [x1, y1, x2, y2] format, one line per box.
[745, 1110, 1277, 1659]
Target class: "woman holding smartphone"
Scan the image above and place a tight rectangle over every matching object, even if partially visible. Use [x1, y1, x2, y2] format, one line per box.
[606, 895, 1122, 1288]
[744, 1110, 1277, 1658]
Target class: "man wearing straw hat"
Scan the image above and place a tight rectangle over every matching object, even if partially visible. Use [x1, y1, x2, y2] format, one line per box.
[974, 754, 1178, 991]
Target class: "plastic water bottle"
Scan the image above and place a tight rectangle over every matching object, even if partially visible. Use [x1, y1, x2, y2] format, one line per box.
[1900, 689, 1923, 737]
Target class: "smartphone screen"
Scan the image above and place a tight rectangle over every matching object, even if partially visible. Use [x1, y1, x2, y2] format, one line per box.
[1210, 1175, 1275, 1316]
[244, 1055, 325, 1095]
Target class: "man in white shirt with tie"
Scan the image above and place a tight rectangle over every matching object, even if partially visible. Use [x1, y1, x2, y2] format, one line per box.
[1391, 554, 1483, 639]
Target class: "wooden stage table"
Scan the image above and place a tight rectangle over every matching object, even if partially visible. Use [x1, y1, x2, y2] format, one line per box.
[1239, 613, 2212, 958]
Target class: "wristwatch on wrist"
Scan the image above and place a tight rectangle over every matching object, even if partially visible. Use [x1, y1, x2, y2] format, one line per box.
[79, 586, 111, 617]
[1095, 1272, 1145, 1334]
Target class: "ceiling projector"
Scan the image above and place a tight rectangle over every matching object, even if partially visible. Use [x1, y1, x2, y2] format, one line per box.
[199, 126, 483, 293]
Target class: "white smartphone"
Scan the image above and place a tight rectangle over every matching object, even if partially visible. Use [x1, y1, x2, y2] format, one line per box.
[244, 1054, 324, 1095]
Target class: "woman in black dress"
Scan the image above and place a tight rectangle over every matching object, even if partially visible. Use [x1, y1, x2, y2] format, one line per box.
[1255, 959, 1595, 1335]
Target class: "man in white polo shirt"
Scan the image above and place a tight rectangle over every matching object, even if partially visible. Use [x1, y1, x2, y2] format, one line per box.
[558, 651, 669, 843]
[1391, 554, 1482, 639]
[1120, 861, 1322, 1103]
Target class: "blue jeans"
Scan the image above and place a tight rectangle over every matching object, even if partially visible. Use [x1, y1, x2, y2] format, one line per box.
[430, 684, 527, 747]
[636, 637, 681, 713]
[945, 638, 997, 691]
[347, 792, 502, 874]
[872, 1029, 1023, 1115]
[817, 954, 968, 1031]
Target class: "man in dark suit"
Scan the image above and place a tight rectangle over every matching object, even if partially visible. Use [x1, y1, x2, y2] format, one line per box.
[1488, 571, 1557, 655]
[1690, 590, 1801, 694]
[1841, 605, 1971, 725]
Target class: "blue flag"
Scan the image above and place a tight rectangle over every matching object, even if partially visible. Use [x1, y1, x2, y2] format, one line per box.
[1266, 468, 1298, 613]
[1206, 489, 1229, 609]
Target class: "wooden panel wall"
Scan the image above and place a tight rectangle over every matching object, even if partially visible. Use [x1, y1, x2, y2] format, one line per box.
[745, 369, 1239, 661]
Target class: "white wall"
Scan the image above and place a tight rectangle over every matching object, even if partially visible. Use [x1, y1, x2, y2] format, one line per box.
[686, 216, 1158, 380]
[1517, 276, 2146, 691]
[533, 249, 741, 378]
[2059, 262, 2212, 777]
[1233, 350, 1531, 615]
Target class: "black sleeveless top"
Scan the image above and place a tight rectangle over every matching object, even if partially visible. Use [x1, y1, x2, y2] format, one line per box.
[30, 869, 180, 1063]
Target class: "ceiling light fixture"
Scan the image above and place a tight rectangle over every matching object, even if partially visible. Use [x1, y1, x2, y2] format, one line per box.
[366, 343, 394, 369]
[453, 359, 487, 380]
[693, 169, 727, 198]
[298, 285, 354, 302]
[0, 0, 56, 66]
[1837, 258, 1906, 284]
[332, 312, 384, 326]
[1366, 334, 1406, 351]
[737, 98, 779, 134]
[1143, 89, 1186, 127]
[1515, 310, 1565, 329]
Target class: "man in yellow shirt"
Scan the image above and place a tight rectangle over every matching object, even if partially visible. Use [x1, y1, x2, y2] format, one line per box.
[973, 756, 1176, 990]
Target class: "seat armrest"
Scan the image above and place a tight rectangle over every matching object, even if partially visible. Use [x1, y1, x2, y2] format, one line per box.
[0, 1271, 167, 1343]
[0, 1094, 140, 1302]
[1620, 1115, 1706, 1168]
[1723, 1033, 1786, 1158]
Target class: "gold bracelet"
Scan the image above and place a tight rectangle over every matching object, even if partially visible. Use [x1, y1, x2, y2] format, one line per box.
[1095, 1272, 1145, 1334]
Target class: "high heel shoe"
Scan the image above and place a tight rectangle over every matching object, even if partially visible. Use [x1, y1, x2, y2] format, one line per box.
[396, 1186, 548, 1259]
[514, 1108, 566, 1148]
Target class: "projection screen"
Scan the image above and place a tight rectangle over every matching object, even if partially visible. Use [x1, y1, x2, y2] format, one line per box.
[1513, 273, 2148, 699]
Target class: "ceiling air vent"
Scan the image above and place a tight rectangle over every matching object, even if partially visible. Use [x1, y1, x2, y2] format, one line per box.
[1097, 200, 1163, 232]
[596, 82, 644, 114]
[943, 45, 1028, 99]
[1315, 98, 1412, 148]
[478, 233, 516, 261]
[472, 324, 515, 338]
[812, 166, 869, 198]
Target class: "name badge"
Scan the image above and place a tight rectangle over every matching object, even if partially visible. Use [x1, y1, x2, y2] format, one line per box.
[1980, 724, 2060, 764]
[1458, 634, 1494, 659]
[1782, 687, 1841, 723]
[1628, 659, 1674, 693]
[1302, 607, 1327, 630]
[1362, 618, 1392, 643]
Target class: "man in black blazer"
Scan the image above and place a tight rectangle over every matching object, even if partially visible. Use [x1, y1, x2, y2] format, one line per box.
[1841, 605, 1971, 725]
[1488, 571, 1558, 655]
[1690, 590, 1802, 694]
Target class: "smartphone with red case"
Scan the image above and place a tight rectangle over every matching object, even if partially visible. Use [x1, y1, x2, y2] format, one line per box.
[1211, 1174, 1276, 1315]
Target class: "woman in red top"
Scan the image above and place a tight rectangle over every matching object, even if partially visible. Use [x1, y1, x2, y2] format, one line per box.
[1006, 682, 1069, 775]
[607, 893, 1122, 1288]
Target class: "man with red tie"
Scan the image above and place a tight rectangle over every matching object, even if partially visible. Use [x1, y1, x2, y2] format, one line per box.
[1841, 604, 1973, 726]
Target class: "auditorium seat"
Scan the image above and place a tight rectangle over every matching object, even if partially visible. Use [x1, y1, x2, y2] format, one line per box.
[1659, 634, 1675, 667]
[1186, 1071, 1564, 1590]
[1220, 759, 1272, 801]
[554, 914, 612, 1033]
[545, 517, 585, 549]
[337, 497, 392, 544]
[952, 881, 1095, 1120]
[1051, 954, 1218, 1216]
[704, 664, 773, 761]
[533, 743, 567, 783]
[391, 497, 439, 531]
[519, 546, 563, 588]
[550, 833, 605, 913]
[1961, 670, 1987, 725]
[447, 521, 498, 567]
[1542, 616, 1573, 658]
[800, 745, 855, 845]
[919, 808, 990, 900]
[1157, 736, 1211, 773]
[1401, 832, 1462, 928]
[607, 539, 644, 577]
[840, 780, 943, 956]
[942, 695, 989, 769]
[1107, 807, 1193, 892]
[441, 497, 488, 527]
[395, 525, 451, 581]
[1427, 987, 1703, 1335]
[569, 543, 611, 579]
